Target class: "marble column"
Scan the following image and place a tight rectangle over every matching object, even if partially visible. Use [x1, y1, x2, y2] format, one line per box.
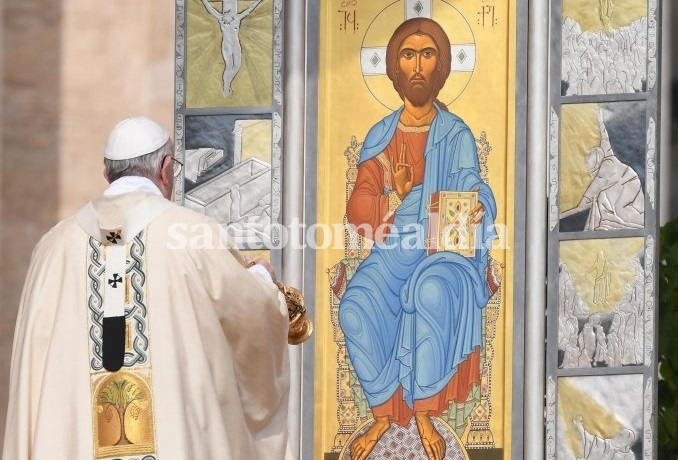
[1, 0, 62, 448]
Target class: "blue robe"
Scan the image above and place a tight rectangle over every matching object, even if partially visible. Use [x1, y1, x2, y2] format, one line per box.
[339, 104, 497, 409]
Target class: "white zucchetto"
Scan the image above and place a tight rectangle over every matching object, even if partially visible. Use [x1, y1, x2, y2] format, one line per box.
[104, 117, 170, 160]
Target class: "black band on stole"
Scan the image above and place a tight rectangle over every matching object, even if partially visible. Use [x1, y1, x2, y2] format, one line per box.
[102, 316, 126, 372]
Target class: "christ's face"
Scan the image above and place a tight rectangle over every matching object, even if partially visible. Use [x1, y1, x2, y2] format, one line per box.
[396, 33, 439, 107]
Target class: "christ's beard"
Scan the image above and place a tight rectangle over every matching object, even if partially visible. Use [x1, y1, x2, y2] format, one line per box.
[398, 74, 435, 107]
[404, 85, 432, 106]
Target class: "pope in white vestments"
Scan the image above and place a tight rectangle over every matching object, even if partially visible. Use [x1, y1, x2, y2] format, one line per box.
[2, 117, 291, 460]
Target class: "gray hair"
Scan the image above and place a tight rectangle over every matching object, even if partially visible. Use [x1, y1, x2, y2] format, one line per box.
[104, 141, 173, 183]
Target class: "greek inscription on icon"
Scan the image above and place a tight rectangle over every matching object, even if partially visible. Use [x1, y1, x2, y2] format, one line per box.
[338, 9, 359, 33]
[478, 5, 498, 29]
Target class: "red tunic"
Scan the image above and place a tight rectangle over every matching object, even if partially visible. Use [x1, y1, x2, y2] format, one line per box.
[346, 124, 428, 241]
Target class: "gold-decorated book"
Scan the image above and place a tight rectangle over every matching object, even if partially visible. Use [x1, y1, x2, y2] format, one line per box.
[427, 190, 478, 257]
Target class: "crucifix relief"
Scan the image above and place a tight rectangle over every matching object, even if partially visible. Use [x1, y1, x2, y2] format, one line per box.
[199, 0, 265, 96]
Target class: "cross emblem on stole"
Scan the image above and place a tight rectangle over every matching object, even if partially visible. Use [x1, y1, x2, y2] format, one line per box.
[108, 273, 123, 288]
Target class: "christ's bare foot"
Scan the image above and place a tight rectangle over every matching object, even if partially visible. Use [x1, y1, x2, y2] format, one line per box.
[415, 412, 446, 460]
[350, 416, 391, 460]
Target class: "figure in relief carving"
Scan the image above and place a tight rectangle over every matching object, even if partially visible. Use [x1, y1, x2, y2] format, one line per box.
[605, 327, 623, 367]
[587, 251, 612, 308]
[558, 250, 644, 369]
[599, 0, 614, 31]
[592, 315, 607, 365]
[561, 16, 647, 96]
[562, 336, 582, 368]
[573, 414, 636, 460]
[560, 110, 645, 231]
[200, 0, 265, 96]
[578, 319, 596, 367]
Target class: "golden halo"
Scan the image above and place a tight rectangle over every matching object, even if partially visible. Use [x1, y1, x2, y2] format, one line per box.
[360, 0, 476, 111]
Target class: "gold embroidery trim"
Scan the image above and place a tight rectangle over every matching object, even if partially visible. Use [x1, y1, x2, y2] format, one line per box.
[92, 370, 156, 458]
[376, 152, 393, 190]
[397, 122, 431, 133]
[88, 233, 158, 459]
[388, 192, 403, 214]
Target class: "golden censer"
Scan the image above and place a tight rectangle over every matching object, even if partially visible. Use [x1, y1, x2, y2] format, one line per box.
[276, 282, 313, 345]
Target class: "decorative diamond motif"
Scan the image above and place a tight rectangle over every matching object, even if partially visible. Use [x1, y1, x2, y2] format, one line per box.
[457, 49, 467, 63]
[341, 417, 467, 460]
[370, 52, 381, 68]
[413, 1, 423, 15]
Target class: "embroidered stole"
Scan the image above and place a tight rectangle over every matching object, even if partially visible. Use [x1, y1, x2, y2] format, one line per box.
[76, 195, 171, 460]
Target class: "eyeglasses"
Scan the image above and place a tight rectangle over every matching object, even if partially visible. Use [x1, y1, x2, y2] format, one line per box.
[171, 157, 183, 178]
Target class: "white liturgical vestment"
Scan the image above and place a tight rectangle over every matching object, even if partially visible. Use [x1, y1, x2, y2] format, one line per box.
[2, 184, 290, 460]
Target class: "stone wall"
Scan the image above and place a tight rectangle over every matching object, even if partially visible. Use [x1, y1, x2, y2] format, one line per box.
[0, 0, 174, 448]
